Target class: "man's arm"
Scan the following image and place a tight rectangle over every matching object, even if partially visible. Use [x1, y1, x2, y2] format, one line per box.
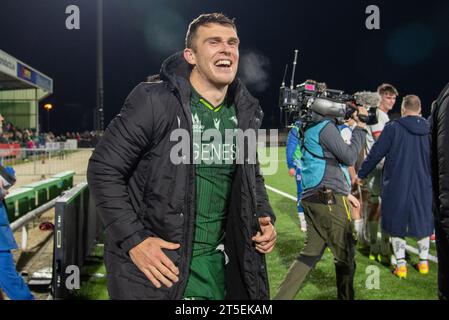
[436, 92, 449, 228]
[251, 154, 277, 254]
[255, 155, 276, 223]
[348, 166, 358, 186]
[87, 83, 154, 253]
[286, 126, 299, 170]
[358, 123, 394, 179]
[88, 84, 180, 288]
[320, 123, 367, 166]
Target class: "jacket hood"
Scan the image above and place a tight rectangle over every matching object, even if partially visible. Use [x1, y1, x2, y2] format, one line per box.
[159, 51, 258, 111]
[159, 51, 192, 90]
[396, 116, 430, 136]
[436, 82, 449, 102]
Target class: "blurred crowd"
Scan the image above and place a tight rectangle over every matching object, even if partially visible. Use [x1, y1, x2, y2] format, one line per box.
[0, 120, 101, 148]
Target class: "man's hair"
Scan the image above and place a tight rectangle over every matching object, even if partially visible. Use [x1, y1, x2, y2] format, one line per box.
[185, 13, 236, 50]
[402, 95, 421, 112]
[377, 83, 399, 96]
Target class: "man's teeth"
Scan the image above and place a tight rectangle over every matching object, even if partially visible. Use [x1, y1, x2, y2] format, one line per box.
[215, 60, 231, 66]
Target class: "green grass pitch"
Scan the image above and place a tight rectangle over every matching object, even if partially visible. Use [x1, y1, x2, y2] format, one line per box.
[77, 146, 438, 300]
[261, 147, 438, 300]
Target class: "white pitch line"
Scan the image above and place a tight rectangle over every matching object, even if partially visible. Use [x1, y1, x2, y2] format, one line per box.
[265, 184, 438, 264]
[406, 245, 438, 264]
[265, 185, 297, 201]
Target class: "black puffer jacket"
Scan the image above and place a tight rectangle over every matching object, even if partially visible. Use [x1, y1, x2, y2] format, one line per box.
[87, 52, 275, 300]
[431, 82, 449, 235]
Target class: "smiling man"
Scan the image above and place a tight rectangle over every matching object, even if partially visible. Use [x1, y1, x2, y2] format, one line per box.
[87, 13, 276, 300]
[362, 83, 398, 264]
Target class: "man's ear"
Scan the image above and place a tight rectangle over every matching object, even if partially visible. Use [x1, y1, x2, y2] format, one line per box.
[183, 48, 196, 65]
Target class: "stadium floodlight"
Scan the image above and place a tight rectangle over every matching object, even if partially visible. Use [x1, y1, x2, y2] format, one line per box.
[44, 103, 53, 131]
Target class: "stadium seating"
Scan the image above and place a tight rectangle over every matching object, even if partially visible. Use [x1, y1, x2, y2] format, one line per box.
[4, 187, 35, 222]
[5, 171, 75, 223]
[51, 171, 75, 193]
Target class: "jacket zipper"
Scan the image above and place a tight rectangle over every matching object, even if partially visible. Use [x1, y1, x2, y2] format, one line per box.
[172, 91, 195, 300]
[244, 107, 262, 299]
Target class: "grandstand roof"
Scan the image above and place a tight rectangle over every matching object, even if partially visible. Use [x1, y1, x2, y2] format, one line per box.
[0, 49, 53, 93]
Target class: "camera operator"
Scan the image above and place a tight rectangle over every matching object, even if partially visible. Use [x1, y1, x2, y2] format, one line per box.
[274, 105, 368, 300]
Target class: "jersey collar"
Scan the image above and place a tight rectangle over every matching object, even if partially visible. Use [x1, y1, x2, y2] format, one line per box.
[190, 86, 228, 113]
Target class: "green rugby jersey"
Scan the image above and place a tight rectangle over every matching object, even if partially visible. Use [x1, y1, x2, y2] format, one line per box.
[184, 87, 237, 299]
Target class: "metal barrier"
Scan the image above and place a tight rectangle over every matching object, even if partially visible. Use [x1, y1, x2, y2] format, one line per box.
[5, 171, 75, 250]
[0, 148, 93, 177]
[52, 182, 103, 300]
[21, 178, 62, 207]
[6, 173, 75, 221]
[4, 188, 36, 222]
[10, 198, 59, 251]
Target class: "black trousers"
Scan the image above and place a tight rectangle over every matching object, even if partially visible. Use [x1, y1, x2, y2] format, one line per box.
[435, 218, 449, 300]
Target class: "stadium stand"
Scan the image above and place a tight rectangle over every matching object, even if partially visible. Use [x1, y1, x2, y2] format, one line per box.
[5, 171, 75, 223]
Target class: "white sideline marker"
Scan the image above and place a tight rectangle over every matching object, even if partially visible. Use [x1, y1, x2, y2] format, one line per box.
[265, 184, 438, 264]
[265, 185, 297, 201]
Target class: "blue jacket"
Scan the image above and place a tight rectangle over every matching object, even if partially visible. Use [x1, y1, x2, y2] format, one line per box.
[286, 121, 302, 170]
[0, 166, 18, 251]
[358, 116, 433, 238]
[301, 120, 353, 194]
[0, 202, 18, 251]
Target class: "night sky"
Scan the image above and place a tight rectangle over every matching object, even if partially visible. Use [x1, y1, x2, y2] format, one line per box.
[1, 0, 449, 134]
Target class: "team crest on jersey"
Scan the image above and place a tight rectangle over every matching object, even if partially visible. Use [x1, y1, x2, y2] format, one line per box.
[229, 115, 238, 125]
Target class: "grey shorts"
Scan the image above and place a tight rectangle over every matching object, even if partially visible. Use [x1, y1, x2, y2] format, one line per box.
[362, 167, 382, 202]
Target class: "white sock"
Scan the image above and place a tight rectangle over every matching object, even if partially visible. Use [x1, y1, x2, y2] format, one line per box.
[417, 237, 430, 261]
[298, 212, 307, 231]
[391, 237, 406, 266]
[396, 259, 406, 267]
[354, 219, 364, 239]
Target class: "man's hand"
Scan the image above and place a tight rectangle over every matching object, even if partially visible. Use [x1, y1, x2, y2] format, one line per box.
[347, 193, 360, 210]
[288, 168, 296, 177]
[252, 216, 277, 254]
[129, 237, 180, 288]
[353, 175, 364, 187]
